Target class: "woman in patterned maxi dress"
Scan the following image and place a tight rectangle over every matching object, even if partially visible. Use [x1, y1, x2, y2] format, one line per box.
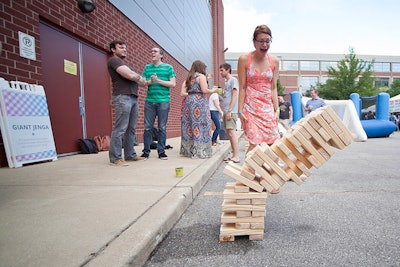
[180, 60, 218, 159]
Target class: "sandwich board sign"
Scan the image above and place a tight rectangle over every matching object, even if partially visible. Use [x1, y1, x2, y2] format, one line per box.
[0, 78, 57, 168]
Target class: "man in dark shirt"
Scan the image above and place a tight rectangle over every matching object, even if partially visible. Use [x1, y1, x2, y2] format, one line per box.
[278, 95, 292, 131]
[107, 40, 147, 166]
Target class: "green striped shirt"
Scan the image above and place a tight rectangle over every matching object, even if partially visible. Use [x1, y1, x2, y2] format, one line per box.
[142, 63, 176, 103]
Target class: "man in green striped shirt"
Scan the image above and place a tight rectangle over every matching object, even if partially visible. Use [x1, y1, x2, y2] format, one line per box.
[141, 47, 176, 160]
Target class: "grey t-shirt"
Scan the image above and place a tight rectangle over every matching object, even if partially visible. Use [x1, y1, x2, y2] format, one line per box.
[222, 76, 239, 113]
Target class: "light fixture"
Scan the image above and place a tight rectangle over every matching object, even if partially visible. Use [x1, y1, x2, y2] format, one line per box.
[77, 0, 96, 13]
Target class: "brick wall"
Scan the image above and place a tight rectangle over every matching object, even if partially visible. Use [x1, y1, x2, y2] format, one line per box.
[0, 0, 189, 153]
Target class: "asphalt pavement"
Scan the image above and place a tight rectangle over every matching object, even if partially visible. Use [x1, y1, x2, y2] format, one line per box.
[144, 132, 400, 267]
[1, 130, 399, 267]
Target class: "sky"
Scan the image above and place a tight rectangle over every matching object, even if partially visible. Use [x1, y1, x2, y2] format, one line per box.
[222, 0, 400, 56]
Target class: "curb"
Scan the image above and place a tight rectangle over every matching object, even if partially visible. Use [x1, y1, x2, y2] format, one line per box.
[85, 141, 232, 267]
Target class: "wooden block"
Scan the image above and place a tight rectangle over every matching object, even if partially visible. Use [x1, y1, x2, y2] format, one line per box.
[234, 184, 250, 193]
[245, 157, 280, 190]
[237, 210, 252, 217]
[249, 234, 264, 241]
[272, 141, 304, 177]
[317, 147, 331, 161]
[282, 135, 313, 169]
[260, 143, 279, 161]
[229, 162, 256, 180]
[252, 210, 266, 217]
[235, 222, 250, 229]
[250, 222, 265, 229]
[223, 163, 264, 192]
[223, 188, 268, 200]
[286, 168, 303, 185]
[259, 179, 274, 193]
[237, 199, 251, 205]
[317, 126, 331, 142]
[323, 106, 354, 146]
[297, 161, 312, 177]
[291, 129, 325, 167]
[220, 223, 264, 235]
[248, 151, 264, 166]
[252, 198, 267, 205]
[257, 145, 290, 181]
[219, 234, 235, 242]
[313, 113, 346, 149]
[221, 213, 265, 223]
[270, 173, 286, 187]
[302, 121, 335, 157]
[222, 200, 266, 212]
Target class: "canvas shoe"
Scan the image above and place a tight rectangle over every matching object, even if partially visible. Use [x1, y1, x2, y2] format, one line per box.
[158, 152, 168, 160]
[126, 156, 145, 161]
[140, 153, 149, 160]
[110, 159, 129, 166]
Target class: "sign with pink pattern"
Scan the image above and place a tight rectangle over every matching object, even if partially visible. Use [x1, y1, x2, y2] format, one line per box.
[0, 78, 57, 168]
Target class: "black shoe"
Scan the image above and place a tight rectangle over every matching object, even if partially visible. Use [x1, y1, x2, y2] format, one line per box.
[158, 152, 168, 160]
[140, 153, 149, 160]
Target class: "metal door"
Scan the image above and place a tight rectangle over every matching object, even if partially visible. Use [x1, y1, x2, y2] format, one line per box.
[40, 23, 112, 154]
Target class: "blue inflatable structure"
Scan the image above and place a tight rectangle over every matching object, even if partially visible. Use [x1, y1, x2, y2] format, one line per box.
[289, 91, 395, 139]
[350, 93, 396, 138]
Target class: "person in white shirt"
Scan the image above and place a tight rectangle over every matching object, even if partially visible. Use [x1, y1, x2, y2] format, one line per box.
[209, 90, 223, 146]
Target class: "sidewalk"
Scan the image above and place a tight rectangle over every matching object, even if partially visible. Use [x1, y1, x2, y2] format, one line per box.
[0, 135, 238, 267]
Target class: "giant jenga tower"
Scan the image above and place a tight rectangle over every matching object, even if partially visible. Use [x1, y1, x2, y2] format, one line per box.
[219, 106, 353, 242]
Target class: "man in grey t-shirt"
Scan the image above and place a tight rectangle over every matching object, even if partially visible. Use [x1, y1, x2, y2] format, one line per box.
[220, 63, 240, 163]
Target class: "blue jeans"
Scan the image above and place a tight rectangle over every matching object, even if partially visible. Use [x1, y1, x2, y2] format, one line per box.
[109, 95, 139, 162]
[210, 110, 221, 143]
[143, 101, 170, 155]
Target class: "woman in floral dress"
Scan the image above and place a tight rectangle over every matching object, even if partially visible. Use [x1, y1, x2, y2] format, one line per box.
[237, 25, 280, 192]
[180, 60, 217, 158]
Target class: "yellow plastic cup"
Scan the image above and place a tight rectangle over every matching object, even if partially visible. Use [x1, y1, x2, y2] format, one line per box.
[175, 167, 184, 177]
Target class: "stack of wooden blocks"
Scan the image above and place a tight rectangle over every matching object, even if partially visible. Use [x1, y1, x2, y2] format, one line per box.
[219, 106, 353, 242]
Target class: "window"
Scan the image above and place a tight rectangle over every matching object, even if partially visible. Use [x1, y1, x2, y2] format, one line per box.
[375, 77, 389, 87]
[320, 76, 330, 84]
[392, 63, 400, 72]
[300, 61, 319, 71]
[299, 76, 319, 94]
[281, 61, 298, 71]
[321, 61, 338, 71]
[373, 62, 390, 72]
[225, 59, 238, 71]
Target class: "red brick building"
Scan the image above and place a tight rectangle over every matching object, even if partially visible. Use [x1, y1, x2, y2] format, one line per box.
[0, 0, 225, 167]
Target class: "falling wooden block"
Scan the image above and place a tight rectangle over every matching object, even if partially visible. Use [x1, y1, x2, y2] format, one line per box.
[271, 140, 310, 180]
[223, 163, 264, 192]
[312, 112, 346, 149]
[245, 156, 280, 191]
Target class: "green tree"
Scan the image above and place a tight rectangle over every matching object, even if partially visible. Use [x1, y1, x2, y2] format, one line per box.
[318, 48, 378, 100]
[277, 78, 285, 95]
[388, 79, 400, 97]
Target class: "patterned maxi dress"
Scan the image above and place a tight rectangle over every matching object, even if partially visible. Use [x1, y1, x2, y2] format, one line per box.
[180, 73, 213, 158]
[243, 52, 280, 145]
